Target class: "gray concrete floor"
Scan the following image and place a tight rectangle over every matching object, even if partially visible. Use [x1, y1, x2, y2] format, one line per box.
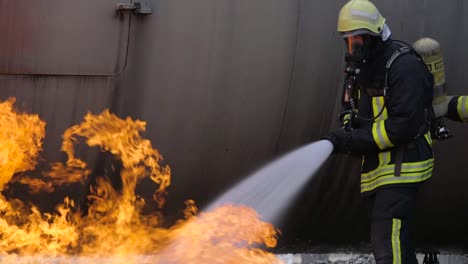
[277, 253, 468, 264]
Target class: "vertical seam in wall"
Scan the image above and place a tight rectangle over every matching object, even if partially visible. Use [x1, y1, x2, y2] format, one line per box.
[274, 0, 302, 154]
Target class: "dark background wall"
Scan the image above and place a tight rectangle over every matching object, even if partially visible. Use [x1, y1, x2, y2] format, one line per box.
[0, 0, 467, 250]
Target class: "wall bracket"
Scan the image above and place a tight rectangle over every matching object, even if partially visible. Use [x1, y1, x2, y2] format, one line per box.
[116, 0, 152, 15]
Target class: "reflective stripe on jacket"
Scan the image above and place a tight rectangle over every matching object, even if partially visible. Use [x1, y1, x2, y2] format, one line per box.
[358, 94, 433, 193]
[343, 40, 434, 194]
[447, 96, 468, 122]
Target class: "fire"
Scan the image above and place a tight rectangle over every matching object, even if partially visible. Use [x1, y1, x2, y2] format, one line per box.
[61, 109, 171, 207]
[0, 98, 45, 191]
[0, 98, 283, 263]
[156, 204, 282, 264]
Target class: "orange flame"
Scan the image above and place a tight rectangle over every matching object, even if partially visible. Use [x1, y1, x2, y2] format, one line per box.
[157, 204, 282, 264]
[0, 98, 283, 263]
[0, 98, 45, 191]
[61, 110, 171, 208]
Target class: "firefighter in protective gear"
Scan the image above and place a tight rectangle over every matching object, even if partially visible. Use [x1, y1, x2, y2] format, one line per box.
[412, 38, 468, 124]
[323, 1, 434, 263]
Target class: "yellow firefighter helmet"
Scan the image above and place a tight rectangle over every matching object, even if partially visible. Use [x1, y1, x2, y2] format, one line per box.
[337, 0, 386, 35]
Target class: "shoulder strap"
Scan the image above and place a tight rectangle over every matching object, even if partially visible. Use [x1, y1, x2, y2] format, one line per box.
[384, 41, 426, 91]
[385, 44, 430, 176]
[384, 41, 437, 141]
[385, 47, 412, 71]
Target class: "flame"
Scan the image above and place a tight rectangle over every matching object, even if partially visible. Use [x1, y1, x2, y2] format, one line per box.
[0, 98, 45, 191]
[0, 98, 283, 263]
[61, 110, 171, 208]
[0, 196, 78, 256]
[10, 163, 90, 194]
[156, 204, 282, 264]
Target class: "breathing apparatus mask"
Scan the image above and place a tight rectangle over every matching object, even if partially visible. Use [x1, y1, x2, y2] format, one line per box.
[345, 35, 367, 66]
[340, 33, 378, 130]
[343, 34, 379, 75]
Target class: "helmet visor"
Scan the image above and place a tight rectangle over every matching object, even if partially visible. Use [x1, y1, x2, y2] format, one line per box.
[345, 35, 364, 56]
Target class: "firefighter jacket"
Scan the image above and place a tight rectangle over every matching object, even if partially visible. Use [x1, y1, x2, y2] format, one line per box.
[344, 39, 434, 195]
[447, 96, 468, 122]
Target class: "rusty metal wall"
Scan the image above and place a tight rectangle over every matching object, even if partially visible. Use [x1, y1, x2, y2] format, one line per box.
[0, 0, 467, 250]
[0, 76, 115, 211]
[0, 76, 114, 161]
[116, 0, 300, 217]
[0, 0, 126, 209]
[0, 0, 129, 75]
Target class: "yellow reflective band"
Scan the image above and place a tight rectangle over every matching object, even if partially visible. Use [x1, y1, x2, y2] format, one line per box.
[373, 97, 390, 166]
[383, 106, 388, 119]
[458, 96, 468, 122]
[361, 159, 434, 183]
[392, 219, 402, 264]
[378, 151, 390, 166]
[361, 169, 432, 193]
[424, 132, 432, 146]
[372, 120, 394, 150]
[372, 97, 388, 121]
[372, 97, 382, 120]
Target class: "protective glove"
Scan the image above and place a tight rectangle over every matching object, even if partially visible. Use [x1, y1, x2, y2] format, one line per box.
[321, 128, 352, 154]
[338, 109, 358, 131]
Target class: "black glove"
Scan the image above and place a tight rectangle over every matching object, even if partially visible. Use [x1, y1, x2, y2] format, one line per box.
[322, 128, 352, 154]
[338, 109, 358, 131]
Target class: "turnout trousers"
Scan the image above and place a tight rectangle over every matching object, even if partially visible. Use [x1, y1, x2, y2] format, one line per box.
[365, 187, 419, 264]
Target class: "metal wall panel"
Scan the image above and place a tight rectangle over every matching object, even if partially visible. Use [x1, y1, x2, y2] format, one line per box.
[0, 76, 115, 211]
[117, 0, 300, 214]
[0, 0, 129, 75]
[0, 76, 114, 162]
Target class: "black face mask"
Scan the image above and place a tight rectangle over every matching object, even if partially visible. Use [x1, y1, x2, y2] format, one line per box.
[343, 34, 379, 76]
[341, 34, 379, 110]
[345, 35, 366, 63]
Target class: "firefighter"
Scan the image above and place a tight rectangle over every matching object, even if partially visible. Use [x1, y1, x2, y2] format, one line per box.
[412, 37, 468, 125]
[323, 0, 434, 263]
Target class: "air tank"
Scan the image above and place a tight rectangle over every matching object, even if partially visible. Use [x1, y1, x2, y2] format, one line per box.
[413, 38, 450, 118]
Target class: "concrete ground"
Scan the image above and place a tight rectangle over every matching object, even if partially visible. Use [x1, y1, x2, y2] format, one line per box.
[277, 253, 468, 264]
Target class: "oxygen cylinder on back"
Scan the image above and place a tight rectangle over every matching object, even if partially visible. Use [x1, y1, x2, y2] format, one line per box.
[412, 38, 449, 118]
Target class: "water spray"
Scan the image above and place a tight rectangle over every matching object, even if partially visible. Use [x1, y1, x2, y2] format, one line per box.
[205, 140, 333, 226]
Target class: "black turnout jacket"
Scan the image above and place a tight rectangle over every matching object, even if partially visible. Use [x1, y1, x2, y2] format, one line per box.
[344, 39, 434, 194]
